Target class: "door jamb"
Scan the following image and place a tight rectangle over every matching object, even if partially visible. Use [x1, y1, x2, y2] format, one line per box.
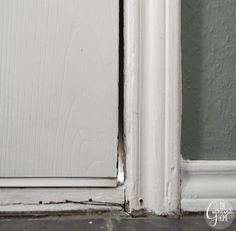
[124, 0, 182, 215]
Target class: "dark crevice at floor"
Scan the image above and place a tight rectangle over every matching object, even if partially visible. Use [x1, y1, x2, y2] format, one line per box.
[118, 0, 124, 142]
[117, 0, 125, 184]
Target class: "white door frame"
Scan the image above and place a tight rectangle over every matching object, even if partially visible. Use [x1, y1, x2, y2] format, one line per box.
[124, 0, 181, 215]
[3, 0, 233, 215]
[125, 0, 236, 214]
[0, 0, 182, 214]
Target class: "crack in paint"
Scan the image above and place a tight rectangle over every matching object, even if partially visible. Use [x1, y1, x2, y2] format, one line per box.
[0, 200, 124, 209]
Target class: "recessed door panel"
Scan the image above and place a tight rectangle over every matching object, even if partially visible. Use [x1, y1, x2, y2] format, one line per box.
[0, 0, 119, 181]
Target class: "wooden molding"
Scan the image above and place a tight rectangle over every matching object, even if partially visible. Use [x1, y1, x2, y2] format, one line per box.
[181, 160, 236, 212]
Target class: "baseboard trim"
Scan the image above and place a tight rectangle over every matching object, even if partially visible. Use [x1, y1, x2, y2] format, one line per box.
[181, 160, 236, 212]
[181, 199, 236, 212]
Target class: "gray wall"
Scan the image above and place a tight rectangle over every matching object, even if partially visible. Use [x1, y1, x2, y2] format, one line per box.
[182, 0, 236, 160]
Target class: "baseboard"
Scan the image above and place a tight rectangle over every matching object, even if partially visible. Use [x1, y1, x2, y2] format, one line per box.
[181, 160, 236, 212]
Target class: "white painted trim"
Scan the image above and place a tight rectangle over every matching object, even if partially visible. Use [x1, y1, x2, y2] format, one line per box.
[123, 0, 141, 212]
[0, 187, 124, 212]
[181, 160, 236, 212]
[124, 0, 181, 214]
[0, 203, 123, 213]
[0, 178, 116, 187]
[0, 0, 182, 214]
[164, 0, 182, 213]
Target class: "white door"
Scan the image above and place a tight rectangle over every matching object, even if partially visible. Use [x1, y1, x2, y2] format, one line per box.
[0, 0, 119, 187]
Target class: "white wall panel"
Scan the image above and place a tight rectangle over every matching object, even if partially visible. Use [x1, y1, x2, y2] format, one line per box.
[0, 0, 119, 178]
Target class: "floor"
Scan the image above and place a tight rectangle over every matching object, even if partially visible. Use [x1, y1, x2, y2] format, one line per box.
[0, 212, 235, 231]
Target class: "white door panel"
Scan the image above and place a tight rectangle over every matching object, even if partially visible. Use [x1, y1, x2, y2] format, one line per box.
[0, 0, 118, 181]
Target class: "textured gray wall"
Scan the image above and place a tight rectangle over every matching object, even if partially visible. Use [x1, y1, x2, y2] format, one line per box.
[182, 0, 236, 160]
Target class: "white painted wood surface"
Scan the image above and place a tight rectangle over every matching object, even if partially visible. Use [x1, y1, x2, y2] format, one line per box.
[0, 187, 124, 212]
[181, 160, 236, 212]
[123, 0, 141, 212]
[0, 178, 116, 187]
[0, 0, 119, 178]
[0, 0, 184, 213]
[124, 0, 181, 214]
